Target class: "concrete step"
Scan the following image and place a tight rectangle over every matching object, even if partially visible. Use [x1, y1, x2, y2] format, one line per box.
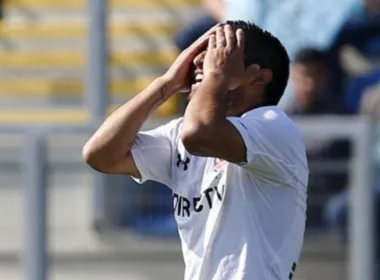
[4, 0, 200, 10]
[0, 66, 168, 79]
[0, 49, 177, 69]
[0, 76, 159, 97]
[0, 102, 180, 124]
[0, 259, 347, 280]
[0, 38, 174, 53]
[0, 261, 185, 280]
[0, 96, 130, 108]
[5, 7, 199, 24]
[0, 21, 178, 40]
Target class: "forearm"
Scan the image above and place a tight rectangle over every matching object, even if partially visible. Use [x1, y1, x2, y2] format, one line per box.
[183, 74, 228, 137]
[83, 77, 172, 166]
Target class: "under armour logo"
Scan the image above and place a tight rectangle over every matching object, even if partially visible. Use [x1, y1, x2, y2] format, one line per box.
[177, 154, 190, 171]
[289, 262, 297, 279]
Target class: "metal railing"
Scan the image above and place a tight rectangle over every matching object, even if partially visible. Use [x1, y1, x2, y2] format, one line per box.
[296, 116, 374, 280]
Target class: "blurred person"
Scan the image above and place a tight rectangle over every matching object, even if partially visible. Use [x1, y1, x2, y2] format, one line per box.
[328, 0, 380, 100]
[222, 0, 357, 108]
[84, 21, 309, 280]
[285, 48, 334, 115]
[325, 67, 380, 251]
[285, 48, 351, 230]
[324, 178, 380, 278]
[177, 0, 356, 108]
[360, 81, 380, 120]
[345, 68, 380, 113]
[223, 0, 356, 58]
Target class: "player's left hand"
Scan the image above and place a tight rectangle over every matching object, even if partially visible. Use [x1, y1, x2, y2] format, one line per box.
[203, 24, 246, 90]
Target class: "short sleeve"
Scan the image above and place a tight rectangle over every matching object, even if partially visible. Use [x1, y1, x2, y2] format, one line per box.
[227, 107, 305, 182]
[130, 118, 181, 187]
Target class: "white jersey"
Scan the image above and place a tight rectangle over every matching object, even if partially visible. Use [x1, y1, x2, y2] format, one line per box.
[131, 106, 309, 280]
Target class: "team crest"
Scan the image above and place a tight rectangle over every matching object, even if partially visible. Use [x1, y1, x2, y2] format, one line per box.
[213, 158, 227, 171]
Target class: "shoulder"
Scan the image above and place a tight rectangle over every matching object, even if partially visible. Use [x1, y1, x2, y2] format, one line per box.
[242, 106, 301, 137]
[148, 117, 184, 138]
[161, 117, 184, 130]
[234, 106, 308, 183]
[240, 106, 306, 161]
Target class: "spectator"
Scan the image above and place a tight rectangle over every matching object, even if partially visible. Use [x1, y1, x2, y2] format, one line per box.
[360, 81, 380, 119]
[285, 48, 334, 115]
[176, 0, 356, 108]
[345, 68, 380, 113]
[324, 178, 380, 241]
[223, 0, 356, 59]
[324, 177, 380, 277]
[325, 51, 380, 278]
[328, 0, 380, 100]
[176, 0, 356, 58]
[224, 0, 357, 108]
[286, 48, 351, 230]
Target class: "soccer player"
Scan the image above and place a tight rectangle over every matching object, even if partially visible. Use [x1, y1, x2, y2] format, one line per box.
[83, 21, 309, 280]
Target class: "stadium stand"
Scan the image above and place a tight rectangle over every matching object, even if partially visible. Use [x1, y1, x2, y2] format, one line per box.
[0, 0, 200, 123]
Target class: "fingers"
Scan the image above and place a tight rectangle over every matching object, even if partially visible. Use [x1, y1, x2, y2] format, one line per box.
[187, 24, 220, 59]
[236, 28, 245, 51]
[186, 24, 243, 62]
[215, 24, 240, 50]
[208, 34, 216, 50]
[224, 24, 236, 49]
[216, 27, 226, 48]
[189, 24, 220, 51]
[198, 23, 221, 41]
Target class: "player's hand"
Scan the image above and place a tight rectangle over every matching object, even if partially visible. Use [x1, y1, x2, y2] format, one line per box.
[162, 24, 219, 93]
[203, 25, 246, 90]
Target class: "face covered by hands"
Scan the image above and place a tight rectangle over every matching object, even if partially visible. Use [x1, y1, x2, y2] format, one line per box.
[202, 24, 252, 91]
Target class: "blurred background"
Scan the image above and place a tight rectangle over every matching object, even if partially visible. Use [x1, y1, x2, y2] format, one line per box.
[0, 0, 379, 279]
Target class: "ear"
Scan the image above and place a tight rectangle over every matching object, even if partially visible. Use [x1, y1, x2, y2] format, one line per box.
[245, 64, 273, 86]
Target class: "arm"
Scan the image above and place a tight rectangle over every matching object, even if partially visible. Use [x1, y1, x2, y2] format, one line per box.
[181, 26, 247, 163]
[83, 25, 216, 176]
[182, 73, 246, 163]
[82, 77, 172, 176]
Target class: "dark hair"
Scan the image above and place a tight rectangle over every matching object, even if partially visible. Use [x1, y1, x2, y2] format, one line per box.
[294, 48, 329, 68]
[226, 20, 290, 106]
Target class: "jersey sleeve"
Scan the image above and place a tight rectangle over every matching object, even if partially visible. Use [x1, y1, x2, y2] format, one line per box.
[130, 119, 180, 187]
[227, 108, 304, 182]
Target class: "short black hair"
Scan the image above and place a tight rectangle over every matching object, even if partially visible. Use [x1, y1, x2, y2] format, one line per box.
[294, 48, 329, 68]
[226, 20, 290, 106]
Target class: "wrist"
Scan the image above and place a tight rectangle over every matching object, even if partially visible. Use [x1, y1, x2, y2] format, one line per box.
[203, 72, 229, 89]
[157, 74, 180, 95]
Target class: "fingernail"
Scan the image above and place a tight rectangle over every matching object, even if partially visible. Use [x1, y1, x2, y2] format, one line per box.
[252, 64, 260, 70]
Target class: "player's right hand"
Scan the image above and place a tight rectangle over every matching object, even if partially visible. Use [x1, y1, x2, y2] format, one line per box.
[162, 24, 219, 93]
[203, 25, 247, 91]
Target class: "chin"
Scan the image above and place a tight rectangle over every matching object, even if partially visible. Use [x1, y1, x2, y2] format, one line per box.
[187, 85, 199, 100]
[186, 91, 194, 101]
